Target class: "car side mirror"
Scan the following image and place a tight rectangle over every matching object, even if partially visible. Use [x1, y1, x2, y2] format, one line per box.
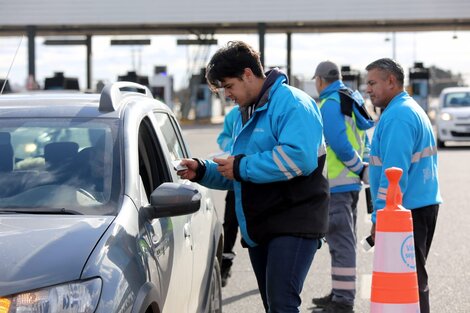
[143, 182, 201, 219]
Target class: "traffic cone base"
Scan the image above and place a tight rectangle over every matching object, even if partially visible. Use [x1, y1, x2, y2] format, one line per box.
[371, 272, 419, 303]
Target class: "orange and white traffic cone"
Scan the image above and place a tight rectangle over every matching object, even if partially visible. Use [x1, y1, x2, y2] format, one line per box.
[370, 167, 420, 313]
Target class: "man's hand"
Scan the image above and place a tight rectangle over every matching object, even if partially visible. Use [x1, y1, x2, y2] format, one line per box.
[360, 162, 369, 185]
[214, 156, 235, 180]
[177, 159, 199, 180]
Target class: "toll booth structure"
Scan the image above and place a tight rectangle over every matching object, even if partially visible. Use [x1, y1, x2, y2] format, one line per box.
[341, 65, 361, 91]
[117, 71, 149, 87]
[409, 62, 430, 113]
[187, 68, 226, 121]
[44, 72, 80, 90]
[150, 66, 174, 110]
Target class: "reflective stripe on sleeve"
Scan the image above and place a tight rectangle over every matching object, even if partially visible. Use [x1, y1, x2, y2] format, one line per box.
[377, 187, 387, 200]
[344, 154, 360, 167]
[275, 146, 303, 176]
[411, 146, 437, 163]
[349, 161, 363, 173]
[370, 145, 437, 166]
[273, 150, 294, 180]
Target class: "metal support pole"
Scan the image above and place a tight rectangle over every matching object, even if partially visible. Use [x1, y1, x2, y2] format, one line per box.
[27, 26, 36, 82]
[258, 23, 266, 68]
[86, 34, 92, 90]
[287, 32, 292, 82]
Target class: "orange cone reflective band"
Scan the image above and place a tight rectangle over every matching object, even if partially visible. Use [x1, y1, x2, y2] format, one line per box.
[370, 167, 420, 313]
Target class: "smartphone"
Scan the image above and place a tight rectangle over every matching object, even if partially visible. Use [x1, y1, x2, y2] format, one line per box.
[172, 160, 188, 171]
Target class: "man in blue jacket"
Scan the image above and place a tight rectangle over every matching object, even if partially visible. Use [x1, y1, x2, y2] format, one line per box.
[366, 58, 442, 313]
[311, 61, 374, 313]
[178, 41, 329, 313]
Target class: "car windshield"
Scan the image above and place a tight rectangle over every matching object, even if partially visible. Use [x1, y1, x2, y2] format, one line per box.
[0, 118, 121, 215]
[444, 92, 470, 108]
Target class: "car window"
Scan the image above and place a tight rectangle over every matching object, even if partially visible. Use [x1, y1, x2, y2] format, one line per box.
[138, 117, 171, 200]
[0, 118, 120, 215]
[444, 92, 470, 108]
[154, 112, 187, 160]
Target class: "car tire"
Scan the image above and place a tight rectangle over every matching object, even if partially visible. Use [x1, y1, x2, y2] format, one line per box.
[437, 137, 445, 148]
[208, 258, 222, 313]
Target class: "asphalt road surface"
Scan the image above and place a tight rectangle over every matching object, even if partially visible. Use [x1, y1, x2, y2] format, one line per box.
[182, 122, 470, 313]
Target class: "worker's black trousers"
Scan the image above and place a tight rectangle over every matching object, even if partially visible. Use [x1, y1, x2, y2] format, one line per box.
[411, 204, 439, 313]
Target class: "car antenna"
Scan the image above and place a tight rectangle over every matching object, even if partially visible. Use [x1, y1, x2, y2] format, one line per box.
[1, 35, 24, 95]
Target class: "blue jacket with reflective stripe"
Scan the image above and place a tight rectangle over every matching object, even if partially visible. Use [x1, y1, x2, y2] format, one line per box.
[369, 91, 442, 223]
[319, 80, 373, 193]
[199, 73, 329, 247]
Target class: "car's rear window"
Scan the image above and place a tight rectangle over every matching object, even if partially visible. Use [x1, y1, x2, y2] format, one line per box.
[0, 118, 121, 215]
[444, 92, 470, 108]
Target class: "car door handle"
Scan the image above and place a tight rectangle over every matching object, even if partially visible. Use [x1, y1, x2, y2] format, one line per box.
[183, 223, 191, 239]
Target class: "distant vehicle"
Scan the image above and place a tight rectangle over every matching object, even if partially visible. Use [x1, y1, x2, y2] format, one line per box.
[0, 82, 223, 313]
[435, 87, 470, 148]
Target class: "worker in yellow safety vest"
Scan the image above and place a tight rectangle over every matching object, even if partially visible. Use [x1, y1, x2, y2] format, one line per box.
[311, 61, 374, 313]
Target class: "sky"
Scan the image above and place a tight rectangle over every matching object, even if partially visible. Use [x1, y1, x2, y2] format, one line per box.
[1, 30, 469, 92]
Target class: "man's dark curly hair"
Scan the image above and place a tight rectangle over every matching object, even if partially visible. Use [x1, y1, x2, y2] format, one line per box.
[205, 41, 264, 91]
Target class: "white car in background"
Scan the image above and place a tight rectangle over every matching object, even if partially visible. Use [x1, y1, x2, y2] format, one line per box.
[435, 87, 470, 147]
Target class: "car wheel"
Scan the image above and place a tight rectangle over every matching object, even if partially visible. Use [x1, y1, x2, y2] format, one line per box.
[208, 258, 222, 313]
[437, 137, 445, 148]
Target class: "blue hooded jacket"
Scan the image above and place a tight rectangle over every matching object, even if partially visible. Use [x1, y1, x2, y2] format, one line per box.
[197, 69, 329, 247]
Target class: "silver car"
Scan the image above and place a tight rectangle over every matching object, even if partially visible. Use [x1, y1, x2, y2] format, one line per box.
[435, 86, 470, 147]
[0, 82, 223, 313]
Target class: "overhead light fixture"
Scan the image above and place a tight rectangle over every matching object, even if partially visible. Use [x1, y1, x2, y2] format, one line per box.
[176, 38, 217, 45]
[44, 38, 88, 45]
[110, 39, 151, 45]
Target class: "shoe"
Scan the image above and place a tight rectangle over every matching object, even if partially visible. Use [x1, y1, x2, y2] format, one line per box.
[312, 293, 333, 308]
[220, 252, 235, 287]
[314, 301, 354, 313]
[220, 257, 233, 288]
[220, 266, 231, 287]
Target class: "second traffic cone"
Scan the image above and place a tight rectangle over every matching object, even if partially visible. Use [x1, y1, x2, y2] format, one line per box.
[370, 167, 420, 313]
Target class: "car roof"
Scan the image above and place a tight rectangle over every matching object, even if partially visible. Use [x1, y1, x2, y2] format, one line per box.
[440, 87, 470, 95]
[0, 92, 113, 118]
[0, 84, 169, 119]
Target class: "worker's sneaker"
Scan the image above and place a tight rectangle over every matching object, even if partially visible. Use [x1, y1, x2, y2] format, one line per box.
[315, 301, 354, 313]
[220, 257, 233, 288]
[312, 293, 333, 308]
[221, 267, 231, 287]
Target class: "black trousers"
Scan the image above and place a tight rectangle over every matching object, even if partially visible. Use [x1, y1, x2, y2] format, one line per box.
[223, 190, 238, 255]
[412, 204, 439, 313]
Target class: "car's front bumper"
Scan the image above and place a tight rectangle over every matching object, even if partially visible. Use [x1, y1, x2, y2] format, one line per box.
[437, 121, 470, 141]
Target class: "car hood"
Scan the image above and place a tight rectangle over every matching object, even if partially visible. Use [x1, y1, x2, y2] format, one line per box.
[0, 215, 114, 297]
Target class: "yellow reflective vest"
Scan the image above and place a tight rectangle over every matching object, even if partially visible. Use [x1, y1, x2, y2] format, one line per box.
[319, 95, 367, 191]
